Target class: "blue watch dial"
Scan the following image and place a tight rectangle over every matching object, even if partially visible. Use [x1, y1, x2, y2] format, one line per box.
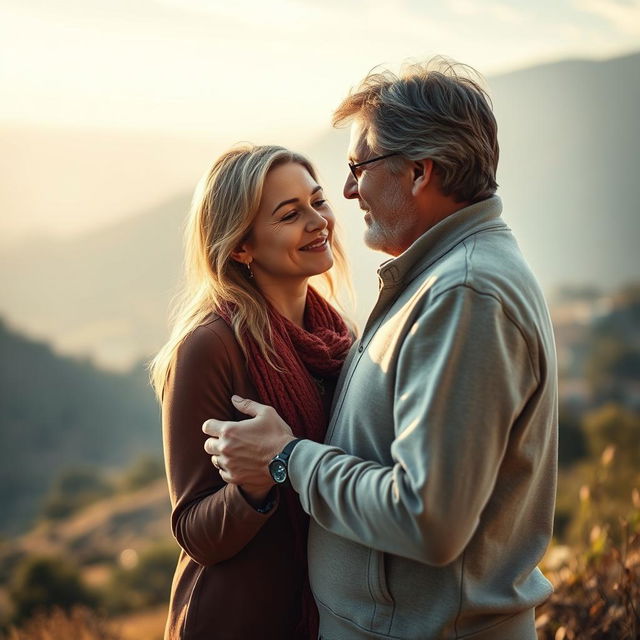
[268, 440, 301, 486]
[270, 459, 287, 484]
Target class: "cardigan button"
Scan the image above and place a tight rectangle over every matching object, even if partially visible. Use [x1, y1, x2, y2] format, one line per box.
[358, 344, 364, 353]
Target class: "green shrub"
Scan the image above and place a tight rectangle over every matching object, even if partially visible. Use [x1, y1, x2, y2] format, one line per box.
[103, 542, 178, 613]
[8, 555, 96, 625]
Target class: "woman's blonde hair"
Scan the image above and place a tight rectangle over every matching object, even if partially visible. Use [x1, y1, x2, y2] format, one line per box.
[149, 144, 352, 400]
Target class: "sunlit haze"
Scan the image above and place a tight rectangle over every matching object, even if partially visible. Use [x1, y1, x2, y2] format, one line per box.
[1, 0, 639, 241]
[3, 0, 639, 134]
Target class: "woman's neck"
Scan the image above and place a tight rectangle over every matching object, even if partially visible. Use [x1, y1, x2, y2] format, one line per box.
[256, 278, 309, 328]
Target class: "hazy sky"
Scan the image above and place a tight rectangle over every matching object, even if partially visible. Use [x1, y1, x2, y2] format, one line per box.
[2, 0, 639, 141]
[0, 0, 638, 243]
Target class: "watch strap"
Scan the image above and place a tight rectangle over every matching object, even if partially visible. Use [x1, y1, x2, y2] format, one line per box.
[280, 438, 302, 461]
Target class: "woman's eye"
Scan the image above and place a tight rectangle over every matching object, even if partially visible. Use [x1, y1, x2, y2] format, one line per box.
[312, 199, 327, 208]
[281, 210, 299, 222]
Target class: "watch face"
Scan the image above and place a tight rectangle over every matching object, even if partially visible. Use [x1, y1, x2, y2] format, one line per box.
[269, 459, 287, 484]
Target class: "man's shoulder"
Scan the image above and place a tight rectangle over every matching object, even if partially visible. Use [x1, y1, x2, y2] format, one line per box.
[424, 227, 548, 327]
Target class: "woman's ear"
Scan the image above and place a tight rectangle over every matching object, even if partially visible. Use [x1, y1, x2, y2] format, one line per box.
[411, 159, 434, 196]
[230, 242, 253, 265]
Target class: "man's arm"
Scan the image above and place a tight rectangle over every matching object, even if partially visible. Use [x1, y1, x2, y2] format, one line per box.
[205, 286, 538, 566]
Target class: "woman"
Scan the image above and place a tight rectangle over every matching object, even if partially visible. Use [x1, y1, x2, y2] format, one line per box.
[150, 145, 353, 640]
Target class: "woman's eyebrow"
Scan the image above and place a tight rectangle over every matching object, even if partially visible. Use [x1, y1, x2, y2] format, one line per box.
[271, 185, 323, 215]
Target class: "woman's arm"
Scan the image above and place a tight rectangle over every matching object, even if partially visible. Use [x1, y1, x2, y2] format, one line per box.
[162, 320, 277, 566]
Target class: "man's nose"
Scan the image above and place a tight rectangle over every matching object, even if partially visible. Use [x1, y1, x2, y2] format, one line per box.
[343, 172, 359, 200]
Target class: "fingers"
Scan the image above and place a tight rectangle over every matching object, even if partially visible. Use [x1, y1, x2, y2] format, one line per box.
[204, 437, 219, 456]
[202, 418, 223, 437]
[201, 398, 276, 486]
[204, 436, 226, 474]
[218, 468, 233, 484]
[231, 395, 265, 417]
[211, 455, 227, 472]
[202, 398, 270, 436]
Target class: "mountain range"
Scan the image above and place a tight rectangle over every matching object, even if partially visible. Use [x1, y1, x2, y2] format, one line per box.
[0, 51, 638, 369]
[0, 319, 160, 534]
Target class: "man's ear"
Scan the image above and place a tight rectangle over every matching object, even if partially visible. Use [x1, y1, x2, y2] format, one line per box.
[411, 159, 434, 196]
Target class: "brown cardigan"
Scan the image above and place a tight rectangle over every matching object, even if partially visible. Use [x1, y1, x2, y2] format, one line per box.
[162, 315, 334, 640]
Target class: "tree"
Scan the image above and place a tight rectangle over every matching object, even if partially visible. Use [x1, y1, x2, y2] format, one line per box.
[8, 555, 96, 625]
[103, 542, 178, 613]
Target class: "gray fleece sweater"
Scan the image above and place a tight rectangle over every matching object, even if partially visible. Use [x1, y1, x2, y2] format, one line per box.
[289, 196, 558, 639]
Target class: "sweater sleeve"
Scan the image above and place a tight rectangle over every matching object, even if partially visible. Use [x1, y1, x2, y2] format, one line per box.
[162, 322, 278, 566]
[289, 285, 538, 566]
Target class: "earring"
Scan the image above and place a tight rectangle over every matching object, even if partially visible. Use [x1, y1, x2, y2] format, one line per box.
[246, 261, 254, 279]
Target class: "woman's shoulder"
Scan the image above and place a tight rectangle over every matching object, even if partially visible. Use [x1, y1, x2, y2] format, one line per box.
[192, 313, 236, 342]
[177, 314, 243, 368]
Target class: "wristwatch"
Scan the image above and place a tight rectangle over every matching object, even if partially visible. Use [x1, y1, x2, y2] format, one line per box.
[268, 438, 302, 485]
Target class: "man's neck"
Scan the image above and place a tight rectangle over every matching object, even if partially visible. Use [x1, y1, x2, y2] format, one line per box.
[390, 197, 471, 257]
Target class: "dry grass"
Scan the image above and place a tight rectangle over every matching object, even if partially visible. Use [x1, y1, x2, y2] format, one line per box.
[0, 605, 168, 640]
[1, 607, 121, 640]
[111, 605, 167, 640]
[536, 521, 640, 639]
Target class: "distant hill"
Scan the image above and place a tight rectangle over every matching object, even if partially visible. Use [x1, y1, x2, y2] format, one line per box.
[0, 319, 161, 534]
[0, 51, 638, 368]
[0, 479, 171, 573]
[490, 52, 640, 289]
[0, 194, 187, 370]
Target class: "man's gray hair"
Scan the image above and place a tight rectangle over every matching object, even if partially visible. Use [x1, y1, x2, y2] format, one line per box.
[333, 58, 499, 203]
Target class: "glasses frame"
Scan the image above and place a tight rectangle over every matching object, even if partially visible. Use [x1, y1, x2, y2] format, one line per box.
[348, 152, 398, 179]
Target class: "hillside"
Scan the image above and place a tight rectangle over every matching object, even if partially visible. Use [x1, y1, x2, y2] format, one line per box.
[0, 479, 171, 575]
[0, 51, 638, 369]
[0, 476, 173, 639]
[0, 320, 161, 535]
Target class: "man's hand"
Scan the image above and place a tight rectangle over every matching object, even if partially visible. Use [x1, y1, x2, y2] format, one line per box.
[202, 395, 295, 489]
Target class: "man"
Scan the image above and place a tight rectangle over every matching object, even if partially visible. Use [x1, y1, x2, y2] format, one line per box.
[203, 60, 558, 639]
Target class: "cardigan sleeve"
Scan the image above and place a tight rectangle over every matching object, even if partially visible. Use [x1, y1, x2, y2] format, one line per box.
[162, 321, 278, 566]
[290, 285, 539, 566]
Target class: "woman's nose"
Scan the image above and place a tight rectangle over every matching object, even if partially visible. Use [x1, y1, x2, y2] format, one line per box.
[306, 208, 329, 232]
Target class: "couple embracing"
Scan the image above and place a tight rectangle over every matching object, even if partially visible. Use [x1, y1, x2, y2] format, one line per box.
[151, 59, 558, 640]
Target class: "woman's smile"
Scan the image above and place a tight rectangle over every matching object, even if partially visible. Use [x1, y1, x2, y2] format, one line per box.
[299, 235, 329, 252]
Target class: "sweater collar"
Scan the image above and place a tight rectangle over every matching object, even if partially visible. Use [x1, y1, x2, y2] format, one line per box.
[377, 195, 505, 288]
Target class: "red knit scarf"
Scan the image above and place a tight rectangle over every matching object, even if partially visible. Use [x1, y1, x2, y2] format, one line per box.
[222, 286, 352, 639]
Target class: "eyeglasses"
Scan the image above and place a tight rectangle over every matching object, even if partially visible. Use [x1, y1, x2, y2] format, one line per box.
[348, 153, 397, 179]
